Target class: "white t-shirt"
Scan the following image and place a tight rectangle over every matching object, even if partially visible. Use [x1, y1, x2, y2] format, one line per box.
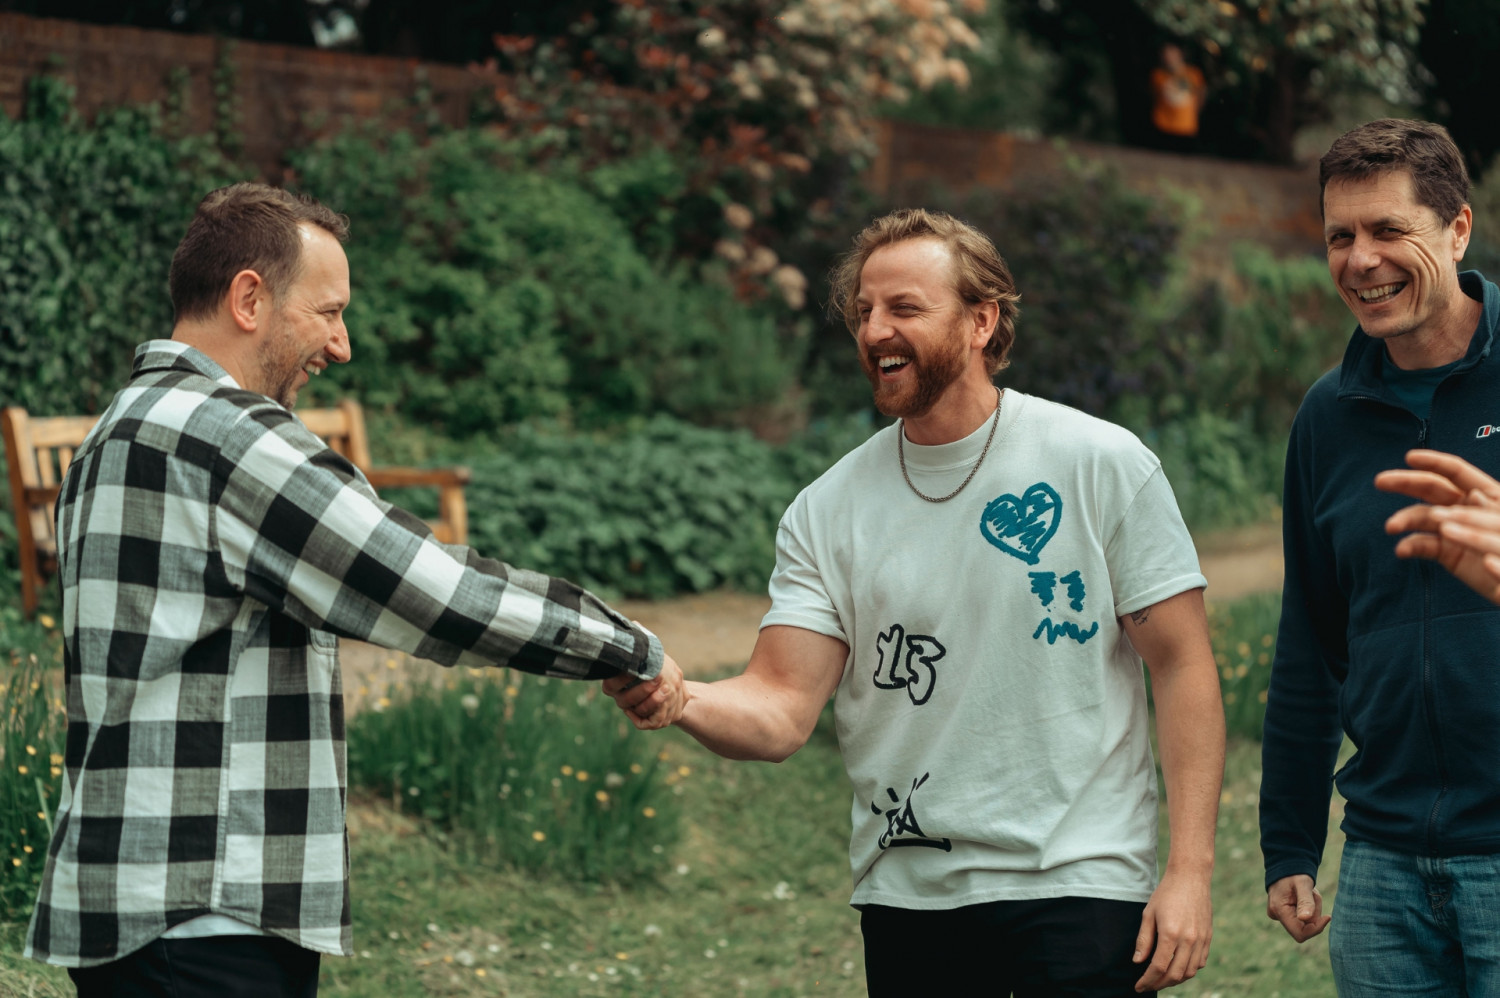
[762, 390, 1206, 909]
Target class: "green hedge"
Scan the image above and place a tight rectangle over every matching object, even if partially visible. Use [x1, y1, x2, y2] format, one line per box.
[288, 128, 804, 434]
[0, 76, 233, 416]
[453, 415, 872, 600]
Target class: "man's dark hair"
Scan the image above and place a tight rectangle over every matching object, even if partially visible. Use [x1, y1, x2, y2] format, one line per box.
[169, 183, 349, 323]
[829, 208, 1022, 376]
[1320, 119, 1470, 223]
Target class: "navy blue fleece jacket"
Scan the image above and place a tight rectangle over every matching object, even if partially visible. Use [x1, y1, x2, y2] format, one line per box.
[1261, 271, 1500, 890]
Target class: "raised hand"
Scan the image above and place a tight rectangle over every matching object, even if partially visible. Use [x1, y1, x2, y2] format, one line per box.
[1377, 449, 1500, 604]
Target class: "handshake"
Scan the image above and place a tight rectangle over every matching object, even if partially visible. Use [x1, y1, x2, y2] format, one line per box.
[602, 654, 687, 731]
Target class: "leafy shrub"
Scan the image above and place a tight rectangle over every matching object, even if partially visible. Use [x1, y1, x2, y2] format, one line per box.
[0, 75, 234, 417]
[1144, 411, 1285, 532]
[461, 417, 805, 599]
[346, 672, 679, 885]
[288, 128, 803, 433]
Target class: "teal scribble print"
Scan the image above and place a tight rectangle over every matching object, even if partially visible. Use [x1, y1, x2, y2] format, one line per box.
[980, 482, 1062, 564]
[1029, 571, 1057, 607]
[1033, 618, 1099, 645]
[1060, 570, 1086, 612]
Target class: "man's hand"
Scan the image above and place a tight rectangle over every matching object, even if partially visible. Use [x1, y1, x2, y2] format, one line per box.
[602, 654, 685, 731]
[1377, 449, 1500, 604]
[1133, 867, 1213, 991]
[1266, 874, 1331, 942]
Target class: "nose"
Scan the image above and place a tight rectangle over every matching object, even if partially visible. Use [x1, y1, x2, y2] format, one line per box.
[861, 307, 896, 346]
[326, 318, 351, 365]
[1347, 232, 1381, 273]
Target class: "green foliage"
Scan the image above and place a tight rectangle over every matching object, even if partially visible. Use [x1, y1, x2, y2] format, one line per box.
[345, 672, 679, 885]
[924, 161, 1182, 416]
[288, 128, 802, 433]
[0, 75, 235, 416]
[0, 605, 64, 923]
[460, 417, 842, 599]
[1208, 591, 1282, 742]
[1124, 247, 1348, 531]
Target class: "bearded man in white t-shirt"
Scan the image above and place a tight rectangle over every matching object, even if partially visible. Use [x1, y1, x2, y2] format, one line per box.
[607, 208, 1224, 996]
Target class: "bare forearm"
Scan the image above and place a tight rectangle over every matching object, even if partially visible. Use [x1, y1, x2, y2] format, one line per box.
[1153, 661, 1226, 874]
[675, 676, 816, 762]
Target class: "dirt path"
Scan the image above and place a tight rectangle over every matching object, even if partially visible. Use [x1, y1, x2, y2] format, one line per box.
[339, 524, 1283, 709]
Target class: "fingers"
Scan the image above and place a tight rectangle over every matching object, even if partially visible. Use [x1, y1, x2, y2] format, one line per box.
[1375, 469, 1468, 507]
[1132, 894, 1211, 991]
[604, 656, 686, 731]
[1400, 449, 1500, 498]
[1430, 506, 1500, 556]
[1266, 876, 1330, 943]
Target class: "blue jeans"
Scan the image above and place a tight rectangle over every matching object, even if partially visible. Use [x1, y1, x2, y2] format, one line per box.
[1331, 839, 1500, 997]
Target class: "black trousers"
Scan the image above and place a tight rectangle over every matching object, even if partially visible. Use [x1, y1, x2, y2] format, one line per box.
[861, 896, 1153, 998]
[68, 935, 320, 998]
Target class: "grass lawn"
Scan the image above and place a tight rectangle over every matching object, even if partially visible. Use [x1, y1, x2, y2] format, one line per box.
[1, 720, 1343, 998]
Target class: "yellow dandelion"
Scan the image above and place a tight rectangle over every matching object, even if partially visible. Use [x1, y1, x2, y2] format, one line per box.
[385, 659, 398, 670]
[1235, 664, 1249, 679]
[1258, 690, 1269, 703]
[475, 969, 487, 977]
[10, 858, 20, 867]
[630, 763, 643, 774]
[616, 952, 629, 961]
[51, 753, 64, 765]
[38, 614, 55, 628]
[357, 685, 369, 697]
[17, 766, 28, 775]
[23, 845, 32, 854]
[576, 771, 589, 782]
[377, 698, 391, 709]
[1236, 641, 1251, 658]
[1258, 652, 1270, 665]
[1221, 791, 1234, 804]
[442, 955, 453, 964]
[532, 830, 546, 842]
[1224, 692, 1238, 704]
[50, 767, 61, 777]
[642, 807, 657, 818]
[677, 765, 691, 777]
[506, 686, 518, 698]
[1261, 634, 1274, 647]
[1221, 667, 1234, 681]
[595, 790, 609, 803]
[657, 750, 670, 762]
[25, 745, 37, 756]
[560, 765, 574, 776]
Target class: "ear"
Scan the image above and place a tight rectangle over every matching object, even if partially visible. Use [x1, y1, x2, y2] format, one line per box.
[969, 300, 1000, 352]
[1451, 204, 1474, 263]
[226, 269, 269, 333]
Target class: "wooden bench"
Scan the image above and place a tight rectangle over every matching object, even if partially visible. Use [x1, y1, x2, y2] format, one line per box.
[2, 400, 470, 618]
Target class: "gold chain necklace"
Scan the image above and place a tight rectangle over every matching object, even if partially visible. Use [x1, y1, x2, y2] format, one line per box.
[897, 386, 1004, 503]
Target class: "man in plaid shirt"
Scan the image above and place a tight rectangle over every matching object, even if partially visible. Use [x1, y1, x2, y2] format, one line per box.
[26, 183, 683, 997]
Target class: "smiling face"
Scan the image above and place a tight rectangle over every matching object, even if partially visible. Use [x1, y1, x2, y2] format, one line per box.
[1323, 170, 1473, 360]
[854, 237, 981, 419]
[256, 223, 351, 409]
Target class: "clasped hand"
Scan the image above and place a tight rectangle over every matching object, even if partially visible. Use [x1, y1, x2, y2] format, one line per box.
[602, 654, 685, 730]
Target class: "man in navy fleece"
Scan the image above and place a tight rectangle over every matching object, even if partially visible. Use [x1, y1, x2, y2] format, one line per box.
[1260, 118, 1500, 995]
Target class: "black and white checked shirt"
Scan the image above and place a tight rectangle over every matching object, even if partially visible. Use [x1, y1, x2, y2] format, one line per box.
[26, 341, 662, 966]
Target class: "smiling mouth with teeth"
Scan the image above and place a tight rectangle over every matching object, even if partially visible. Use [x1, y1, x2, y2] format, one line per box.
[877, 355, 911, 374]
[1356, 282, 1405, 304]
[304, 362, 322, 377]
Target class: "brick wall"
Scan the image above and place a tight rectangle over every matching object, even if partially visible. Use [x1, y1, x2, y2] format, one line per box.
[871, 119, 1325, 265]
[0, 13, 1324, 264]
[0, 11, 490, 180]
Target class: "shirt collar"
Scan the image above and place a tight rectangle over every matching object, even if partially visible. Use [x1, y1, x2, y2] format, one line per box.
[131, 339, 244, 389]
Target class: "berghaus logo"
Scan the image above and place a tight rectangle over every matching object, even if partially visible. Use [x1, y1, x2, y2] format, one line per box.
[1480, 425, 1498, 438]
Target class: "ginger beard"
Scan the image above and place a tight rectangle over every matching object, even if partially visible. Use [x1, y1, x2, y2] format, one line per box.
[860, 311, 971, 420]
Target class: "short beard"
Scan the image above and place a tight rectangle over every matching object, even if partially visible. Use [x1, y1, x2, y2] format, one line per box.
[258, 313, 303, 409]
[861, 326, 969, 421]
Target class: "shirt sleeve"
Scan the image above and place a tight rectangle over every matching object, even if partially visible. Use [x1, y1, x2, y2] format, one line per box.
[1105, 464, 1208, 616]
[1259, 411, 1347, 889]
[211, 403, 661, 681]
[760, 489, 848, 643]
